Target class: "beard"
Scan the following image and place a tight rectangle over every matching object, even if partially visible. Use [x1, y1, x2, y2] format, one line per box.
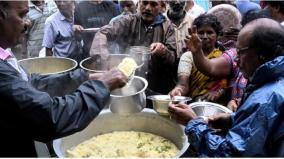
[171, 11, 183, 17]
[168, 2, 185, 17]
[168, 10, 185, 21]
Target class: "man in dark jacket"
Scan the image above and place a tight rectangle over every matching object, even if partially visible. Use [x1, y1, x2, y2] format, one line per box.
[0, 1, 127, 157]
[73, 0, 120, 60]
[168, 18, 284, 156]
[90, 0, 177, 95]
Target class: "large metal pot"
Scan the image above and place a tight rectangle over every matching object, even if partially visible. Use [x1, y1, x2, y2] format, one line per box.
[53, 109, 189, 157]
[18, 57, 77, 75]
[110, 76, 148, 115]
[80, 54, 143, 73]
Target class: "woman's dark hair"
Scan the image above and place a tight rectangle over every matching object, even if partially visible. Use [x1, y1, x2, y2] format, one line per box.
[264, 1, 284, 15]
[192, 14, 223, 36]
[249, 23, 284, 63]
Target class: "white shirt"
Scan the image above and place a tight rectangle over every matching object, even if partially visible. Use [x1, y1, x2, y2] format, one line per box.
[178, 51, 194, 77]
[186, 2, 205, 18]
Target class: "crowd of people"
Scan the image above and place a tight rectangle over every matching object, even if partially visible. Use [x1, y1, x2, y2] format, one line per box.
[1, 0, 284, 157]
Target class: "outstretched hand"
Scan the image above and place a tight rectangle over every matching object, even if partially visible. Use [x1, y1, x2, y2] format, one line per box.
[98, 68, 127, 91]
[168, 103, 197, 125]
[227, 98, 241, 112]
[184, 25, 202, 53]
[169, 86, 183, 97]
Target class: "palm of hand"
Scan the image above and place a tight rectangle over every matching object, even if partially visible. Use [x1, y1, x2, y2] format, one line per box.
[185, 26, 202, 53]
[188, 37, 202, 53]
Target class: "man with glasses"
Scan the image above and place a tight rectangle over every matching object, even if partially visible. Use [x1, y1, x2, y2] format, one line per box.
[90, 0, 177, 95]
[168, 18, 284, 156]
[177, 10, 269, 112]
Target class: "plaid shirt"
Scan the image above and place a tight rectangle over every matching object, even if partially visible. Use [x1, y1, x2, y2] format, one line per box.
[222, 48, 247, 99]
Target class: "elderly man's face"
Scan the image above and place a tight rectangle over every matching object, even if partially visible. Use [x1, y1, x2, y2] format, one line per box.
[120, 1, 136, 14]
[55, 1, 74, 18]
[139, 0, 162, 23]
[169, 0, 185, 13]
[236, 26, 261, 79]
[0, 1, 29, 48]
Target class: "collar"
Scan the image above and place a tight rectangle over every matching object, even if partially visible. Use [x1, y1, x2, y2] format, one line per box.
[58, 11, 73, 22]
[58, 11, 67, 21]
[249, 56, 284, 85]
[0, 47, 12, 60]
[165, 11, 193, 28]
[141, 14, 165, 27]
[152, 14, 165, 26]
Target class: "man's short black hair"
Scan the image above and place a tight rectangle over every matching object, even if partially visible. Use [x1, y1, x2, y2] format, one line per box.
[264, 1, 284, 15]
[249, 22, 284, 63]
[192, 14, 223, 36]
[241, 9, 271, 27]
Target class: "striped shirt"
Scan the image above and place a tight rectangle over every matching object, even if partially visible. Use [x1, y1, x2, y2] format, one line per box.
[27, 1, 57, 57]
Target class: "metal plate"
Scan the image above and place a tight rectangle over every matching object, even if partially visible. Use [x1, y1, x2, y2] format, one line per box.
[190, 102, 232, 117]
[147, 95, 192, 116]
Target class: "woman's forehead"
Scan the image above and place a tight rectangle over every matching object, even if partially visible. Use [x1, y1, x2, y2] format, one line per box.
[197, 25, 216, 30]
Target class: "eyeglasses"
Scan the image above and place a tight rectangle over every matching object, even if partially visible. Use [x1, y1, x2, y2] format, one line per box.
[236, 46, 250, 56]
